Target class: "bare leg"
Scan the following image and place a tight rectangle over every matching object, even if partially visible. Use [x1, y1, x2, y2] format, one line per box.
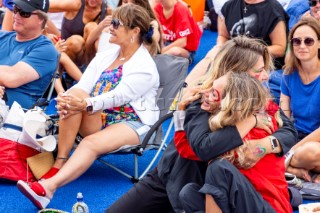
[39, 123, 140, 198]
[289, 141, 320, 182]
[206, 194, 222, 213]
[53, 88, 101, 169]
[65, 35, 85, 65]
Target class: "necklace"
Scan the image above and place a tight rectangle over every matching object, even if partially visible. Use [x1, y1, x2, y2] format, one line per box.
[243, 0, 249, 13]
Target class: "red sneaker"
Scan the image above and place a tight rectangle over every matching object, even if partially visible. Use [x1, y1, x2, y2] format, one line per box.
[40, 167, 60, 180]
[17, 181, 50, 209]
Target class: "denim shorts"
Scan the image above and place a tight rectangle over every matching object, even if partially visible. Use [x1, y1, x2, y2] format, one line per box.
[122, 121, 155, 144]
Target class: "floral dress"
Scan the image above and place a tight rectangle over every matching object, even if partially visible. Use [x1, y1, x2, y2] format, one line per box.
[90, 65, 140, 128]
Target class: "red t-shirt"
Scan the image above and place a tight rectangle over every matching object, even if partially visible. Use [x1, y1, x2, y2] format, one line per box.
[174, 101, 291, 213]
[154, 1, 202, 52]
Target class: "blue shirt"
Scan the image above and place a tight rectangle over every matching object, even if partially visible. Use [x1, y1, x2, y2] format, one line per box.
[281, 71, 320, 134]
[0, 32, 58, 109]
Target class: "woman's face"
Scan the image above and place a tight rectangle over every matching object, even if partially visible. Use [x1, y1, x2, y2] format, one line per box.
[247, 55, 269, 82]
[109, 18, 131, 45]
[86, 0, 102, 7]
[292, 25, 320, 62]
[201, 75, 228, 113]
[200, 55, 268, 113]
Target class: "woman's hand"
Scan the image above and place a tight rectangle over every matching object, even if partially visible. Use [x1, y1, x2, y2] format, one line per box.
[178, 85, 202, 110]
[55, 93, 86, 119]
[55, 39, 67, 53]
[254, 112, 274, 134]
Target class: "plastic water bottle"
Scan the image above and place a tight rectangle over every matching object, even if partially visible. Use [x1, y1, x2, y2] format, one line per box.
[72, 192, 89, 213]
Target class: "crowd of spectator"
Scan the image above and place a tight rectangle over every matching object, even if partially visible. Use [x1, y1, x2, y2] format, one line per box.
[0, 0, 320, 212]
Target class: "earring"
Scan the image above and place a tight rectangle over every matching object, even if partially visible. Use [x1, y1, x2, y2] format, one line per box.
[130, 36, 134, 43]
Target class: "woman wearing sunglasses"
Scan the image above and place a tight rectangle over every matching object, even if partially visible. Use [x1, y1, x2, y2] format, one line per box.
[281, 16, 320, 183]
[86, 0, 162, 57]
[17, 5, 160, 209]
[303, 0, 320, 21]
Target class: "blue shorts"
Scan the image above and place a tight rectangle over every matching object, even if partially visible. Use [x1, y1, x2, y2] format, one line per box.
[122, 121, 155, 144]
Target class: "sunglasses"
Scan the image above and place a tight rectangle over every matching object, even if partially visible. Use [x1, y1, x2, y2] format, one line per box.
[309, 0, 320, 7]
[291, 37, 315, 46]
[13, 5, 38, 18]
[111, 18, 125, 30]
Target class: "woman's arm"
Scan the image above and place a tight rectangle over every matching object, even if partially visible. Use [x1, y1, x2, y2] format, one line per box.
[49, 0, 81, 13]
[280, 93, 291, 119]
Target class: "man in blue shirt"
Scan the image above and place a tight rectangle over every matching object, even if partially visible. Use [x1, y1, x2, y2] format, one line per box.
[0, 0, 58, 109]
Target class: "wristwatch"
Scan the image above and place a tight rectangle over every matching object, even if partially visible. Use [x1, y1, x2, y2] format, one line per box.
[269, 136, 279, 153]
[85, 98, 93, 113]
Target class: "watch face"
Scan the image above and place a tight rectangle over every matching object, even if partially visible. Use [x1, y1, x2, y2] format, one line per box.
[272, 138, 278, 148]
[86, 105, 93, 112]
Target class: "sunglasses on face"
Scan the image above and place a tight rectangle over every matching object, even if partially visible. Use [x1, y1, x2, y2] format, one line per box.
[291, 37, 315, 47]
[111, 18, 125, 30]
[309, 0, 320, 7]
[211, 87, 221, 102]
[13, 5, 38, 18]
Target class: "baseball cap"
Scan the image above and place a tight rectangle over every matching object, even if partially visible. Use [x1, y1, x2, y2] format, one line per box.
[13, 0, 49, 13]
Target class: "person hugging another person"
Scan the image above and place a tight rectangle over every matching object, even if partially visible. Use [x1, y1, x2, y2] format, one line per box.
[16, 4, 160, 209]
[0, 0, 58, 109]
[281, 16, 320, 183]
[154, 0, 202, 64]
[179, 72, 291, 213]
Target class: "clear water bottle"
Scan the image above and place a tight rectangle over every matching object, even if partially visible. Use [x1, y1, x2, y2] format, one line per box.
[72, 192, 89, 213]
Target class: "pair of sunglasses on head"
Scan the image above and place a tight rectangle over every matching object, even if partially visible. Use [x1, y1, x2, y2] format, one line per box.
[291, 37, 316, 46]
[13, 5, 38, 18]
[309, 0, 320, 7]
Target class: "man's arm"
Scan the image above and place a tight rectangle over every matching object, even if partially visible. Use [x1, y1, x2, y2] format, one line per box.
[0, 62, 39, 88]
[184, 101, 245, 161]
[273, 109, 298, 155]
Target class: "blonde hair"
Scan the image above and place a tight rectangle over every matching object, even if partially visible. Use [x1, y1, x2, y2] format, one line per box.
[202, 36, 273, 90]
[284, 16, 320, 75]
[209, 72, 282, 168]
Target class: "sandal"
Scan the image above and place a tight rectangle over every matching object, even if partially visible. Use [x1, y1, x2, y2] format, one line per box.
[17, 180, 51, 209]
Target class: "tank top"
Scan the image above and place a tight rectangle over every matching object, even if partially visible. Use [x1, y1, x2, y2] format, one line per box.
[61, 0, 107, 39]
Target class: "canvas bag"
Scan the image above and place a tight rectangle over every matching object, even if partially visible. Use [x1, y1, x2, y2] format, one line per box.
[0, 138, 40, 182]
[0, 102, 56, 182]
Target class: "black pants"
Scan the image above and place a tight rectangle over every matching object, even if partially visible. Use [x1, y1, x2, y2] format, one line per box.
[180, 159, 276, 213]
[106, 168, 174, 213]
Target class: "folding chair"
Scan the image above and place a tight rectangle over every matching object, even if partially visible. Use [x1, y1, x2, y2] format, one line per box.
[97, 54, 189, 182]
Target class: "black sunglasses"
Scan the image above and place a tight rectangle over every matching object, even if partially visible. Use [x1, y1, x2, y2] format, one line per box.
[111, 18, 125, 30]
[291, 37, 315, 46]
[13, 5, 38, 18]
[309, 0, 320, 7]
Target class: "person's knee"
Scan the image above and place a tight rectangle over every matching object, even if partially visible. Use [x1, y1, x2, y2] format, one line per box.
[205, 159, 235, 183]
[292, 142, 320, 166]
[67, 35, 85, 54]
[179, 183, 201, 203]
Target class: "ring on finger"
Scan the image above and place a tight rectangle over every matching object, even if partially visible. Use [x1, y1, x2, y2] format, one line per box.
[267, 116, 272, 122]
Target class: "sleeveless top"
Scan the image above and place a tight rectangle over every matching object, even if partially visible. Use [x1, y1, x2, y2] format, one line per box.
[61, 0, 107, 39]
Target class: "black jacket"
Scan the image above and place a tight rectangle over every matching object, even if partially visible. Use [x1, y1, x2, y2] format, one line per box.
[157, 100, 298, 212]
